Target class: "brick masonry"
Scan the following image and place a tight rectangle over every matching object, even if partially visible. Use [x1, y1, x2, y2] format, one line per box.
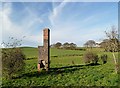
[38, 28, 50, 71]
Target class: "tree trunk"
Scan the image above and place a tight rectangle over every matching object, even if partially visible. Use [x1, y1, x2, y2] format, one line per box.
[112, 52, 118, 74]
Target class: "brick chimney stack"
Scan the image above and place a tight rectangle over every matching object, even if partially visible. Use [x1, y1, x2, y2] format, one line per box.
[38, 28, 50, 72]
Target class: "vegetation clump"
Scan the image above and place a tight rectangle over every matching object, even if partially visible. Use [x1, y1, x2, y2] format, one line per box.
[83, 51, 99, 64]
[101, 54, 108, 64]
[2, 37, 25, 79]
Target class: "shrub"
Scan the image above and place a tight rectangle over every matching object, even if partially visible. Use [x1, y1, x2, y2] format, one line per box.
[101, 54, 107, 64]
[2, 37, 25, 79]
[92, 54, 99, 64]
[83, 51, 99, 64]
[2, 48, 25, 79]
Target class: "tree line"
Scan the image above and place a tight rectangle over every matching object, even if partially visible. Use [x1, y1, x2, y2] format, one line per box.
[51, 42, 77, 50]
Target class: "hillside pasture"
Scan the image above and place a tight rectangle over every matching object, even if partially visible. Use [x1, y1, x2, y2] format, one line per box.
[2, 47, 119, 87]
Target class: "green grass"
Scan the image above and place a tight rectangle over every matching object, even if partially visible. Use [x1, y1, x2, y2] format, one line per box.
[2, 47, 119, 87]
[50, 48, 85, 56]
[21, 47, 38, 58]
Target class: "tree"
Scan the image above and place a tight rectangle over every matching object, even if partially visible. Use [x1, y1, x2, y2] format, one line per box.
[54, 42, 62, 49]
[100, 39, 119, 52]
[63, 42, 70, 49]
[63, 42, 77, 50]
[100, 39, 110, 51]
[84, 40, 96, 49]
[69, 43, 77, 49]
[104, 26, 119, 73]
[2, 37, 25, 79]
[84, 42, 89, 48]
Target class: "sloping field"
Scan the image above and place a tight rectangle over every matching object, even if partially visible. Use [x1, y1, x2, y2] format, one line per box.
[2, 47, 119, 87]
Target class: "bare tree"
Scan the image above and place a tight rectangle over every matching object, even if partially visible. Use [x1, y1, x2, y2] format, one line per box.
[105, 25, 119, 73]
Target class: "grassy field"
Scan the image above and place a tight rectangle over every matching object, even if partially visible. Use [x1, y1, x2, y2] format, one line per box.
[2, 47, 119, 87]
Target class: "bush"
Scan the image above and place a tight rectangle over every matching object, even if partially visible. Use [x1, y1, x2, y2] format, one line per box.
[101, 54, 107, 64]
[2, 37, 25, 79]
[83, 51, 99, 64]
[2, 48, 25, 79]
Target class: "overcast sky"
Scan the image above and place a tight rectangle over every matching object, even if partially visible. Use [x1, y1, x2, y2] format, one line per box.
[1, 1, 118, 47]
